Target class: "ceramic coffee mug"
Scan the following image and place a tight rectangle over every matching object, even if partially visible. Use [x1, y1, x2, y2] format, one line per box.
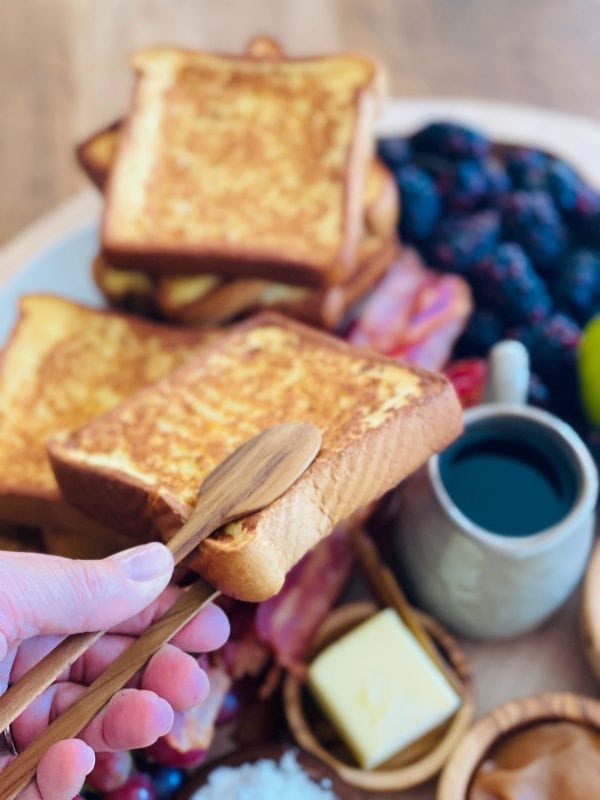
[396, 341, 598, 639]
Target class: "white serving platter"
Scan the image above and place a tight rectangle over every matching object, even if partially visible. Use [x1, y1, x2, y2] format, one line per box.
[1, 98, 599, 799]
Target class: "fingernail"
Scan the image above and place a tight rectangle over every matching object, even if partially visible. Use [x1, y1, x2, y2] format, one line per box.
[113, 543, 173, 581]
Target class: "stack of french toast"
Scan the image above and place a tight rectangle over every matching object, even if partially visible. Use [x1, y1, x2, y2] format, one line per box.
[0, 36, 468, 756]
[0, 37, 467, 595]
[82, 36, 400, 329]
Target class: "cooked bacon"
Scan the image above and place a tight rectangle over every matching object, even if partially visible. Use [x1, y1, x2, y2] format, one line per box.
[255, 525, 354, 671]
[164, 664, 232, 752]
[217, 602, 271, 680]
[347, 248, 472, 370]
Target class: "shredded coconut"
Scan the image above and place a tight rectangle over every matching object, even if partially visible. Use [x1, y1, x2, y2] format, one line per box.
[191, 749, 339, 799]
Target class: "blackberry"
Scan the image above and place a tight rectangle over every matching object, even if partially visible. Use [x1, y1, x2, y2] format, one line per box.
[574, 206, 600, 248]
[472, 242, 552, 325]
[426, 210, 501, 274]
[377, 136, 412, 169]
[482, 157, 511, 200]
[396, 165, 441, 241]
[546, 159, 600, 219]
[436, 159, 489, 212]
[504, 324, 534, 352]
[551, 249, 600, 325]
[501, 190, 567, 271]
[528, 373, 552, 410]
[505, 148, 550, 190]
[528, 312, 582, 388]
[454, 309, 504, 358]
[410, 121, 490, 160]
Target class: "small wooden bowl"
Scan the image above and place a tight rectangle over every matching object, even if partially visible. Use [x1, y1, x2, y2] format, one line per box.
[176, 742, 361, 800]
[582, 538, 600, 680]
[437, 692, 600, 799]
[283, 601, 474, 793]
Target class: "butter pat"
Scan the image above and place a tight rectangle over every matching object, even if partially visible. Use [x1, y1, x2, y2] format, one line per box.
[308, 608, 461, 769]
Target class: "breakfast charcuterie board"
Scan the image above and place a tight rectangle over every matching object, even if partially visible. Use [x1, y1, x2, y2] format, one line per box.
[1, 98, 599, 799]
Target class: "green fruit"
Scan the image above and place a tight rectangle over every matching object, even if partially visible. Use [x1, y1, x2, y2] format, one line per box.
[579, 314, 600, 427]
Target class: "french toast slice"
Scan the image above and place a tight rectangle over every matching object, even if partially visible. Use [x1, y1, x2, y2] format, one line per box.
[76, 121, 120, 191]
[95, 234, 397, 328]
[102, 46, 384, 287]
[49, 314, 462, 602]
[0, 295, 218, 529]
[75, 37, 286, 193]
[94, 159, 400, 327]
[155, 235, 397, 327]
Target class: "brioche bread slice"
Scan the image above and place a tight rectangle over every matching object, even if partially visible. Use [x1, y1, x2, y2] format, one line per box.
[95, 234, 397, 328]
[102, 46, 384, 287]
[49, 314, 462, 602]
[94, 159, 399, 327]
[0, 295, 218, 529]
[155, 235, 397, 327]
[76, 121, 120, 191]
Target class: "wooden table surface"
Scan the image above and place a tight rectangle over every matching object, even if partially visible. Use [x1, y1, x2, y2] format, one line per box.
[1, 0, 600, 246]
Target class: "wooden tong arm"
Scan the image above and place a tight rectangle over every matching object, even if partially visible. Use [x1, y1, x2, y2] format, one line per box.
[0, 579, 218, 800]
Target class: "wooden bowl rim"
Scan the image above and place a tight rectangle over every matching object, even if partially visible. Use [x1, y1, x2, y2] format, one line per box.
[582, 538, 600, 681]
[176, 742, 361, 800]
[282, 601, 475, 792]
[436, 691, 600, 800]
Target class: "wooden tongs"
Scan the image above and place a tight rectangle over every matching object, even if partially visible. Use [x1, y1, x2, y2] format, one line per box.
[0, 422, 322, 799]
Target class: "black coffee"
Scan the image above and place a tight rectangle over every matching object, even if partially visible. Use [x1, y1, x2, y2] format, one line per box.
[439, 429, 577, 537]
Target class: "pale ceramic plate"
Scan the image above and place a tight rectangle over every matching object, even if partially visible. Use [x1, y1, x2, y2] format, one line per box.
[1, 98, 599, 799]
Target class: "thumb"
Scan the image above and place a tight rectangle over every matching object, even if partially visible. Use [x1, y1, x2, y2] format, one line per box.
[0, 543, 173, 659]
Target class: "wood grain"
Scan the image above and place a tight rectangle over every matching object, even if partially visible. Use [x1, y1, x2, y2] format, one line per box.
[0, 422, 322, 799]
[437, 692, 600, 800]
[2, 1, 600, 244]
[283, 601, 474, 793]
[350, 527, 460, 689]
[0, 580, 218, 800]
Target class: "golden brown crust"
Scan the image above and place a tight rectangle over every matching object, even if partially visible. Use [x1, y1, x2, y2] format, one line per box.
[92, 253, 158, 315]
[0, 295, 218, 528]
[94, 159, 399, 326]
[76, 121, 120, 191]
[152, 236, 397, 328]
[102, 47, 384, 288]
[49, 313, 462, 601]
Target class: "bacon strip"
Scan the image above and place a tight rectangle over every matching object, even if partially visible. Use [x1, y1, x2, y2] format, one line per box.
[348, 248, 472, 370]
[164, 664, 232, 752]
[255, 525, 354, 672]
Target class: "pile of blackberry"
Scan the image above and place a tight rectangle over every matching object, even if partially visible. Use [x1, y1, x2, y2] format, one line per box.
[378, 121, 600, 440]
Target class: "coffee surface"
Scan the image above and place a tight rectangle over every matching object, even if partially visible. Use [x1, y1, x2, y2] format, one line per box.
[440, 433, 577, 537]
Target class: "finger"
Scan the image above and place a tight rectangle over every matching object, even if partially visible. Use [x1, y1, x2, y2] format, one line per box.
[108, 590, 230, 653]
[36, 739, 95, 800]
[14, 637, 213, 703]
[78, 689, 173, 752]
[13, 683, 174, 753]
[141, 645, 209, 711]
[0, 545, 173, 656]
[12, 601, 227, 689]
[1, 741, 95, 800]
[0, 642, 17, 693]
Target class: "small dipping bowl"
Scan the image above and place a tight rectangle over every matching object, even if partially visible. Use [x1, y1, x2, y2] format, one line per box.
[177, 742, 360, 800]
[437, 692, 600, 800]
[283, 602, 474, 793]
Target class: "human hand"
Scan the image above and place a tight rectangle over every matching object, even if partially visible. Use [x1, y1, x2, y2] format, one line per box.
[0, 544, 229, 800]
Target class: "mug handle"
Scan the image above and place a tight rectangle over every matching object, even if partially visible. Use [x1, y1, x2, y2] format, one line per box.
[485, 340, 530, 405]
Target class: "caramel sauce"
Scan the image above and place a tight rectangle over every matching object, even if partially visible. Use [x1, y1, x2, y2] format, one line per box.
[469, 722, 600, 799]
